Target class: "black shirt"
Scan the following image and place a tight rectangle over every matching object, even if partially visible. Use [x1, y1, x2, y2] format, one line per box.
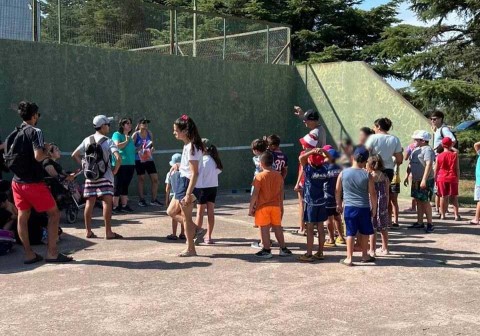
[11, 123, 46, 184]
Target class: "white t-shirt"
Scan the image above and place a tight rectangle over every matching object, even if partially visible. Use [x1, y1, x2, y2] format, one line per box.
[74, 133, 119, 183]
[180, 143, 203, 181]
[196, 155, 222, 188]
[365, 133, 402, 170]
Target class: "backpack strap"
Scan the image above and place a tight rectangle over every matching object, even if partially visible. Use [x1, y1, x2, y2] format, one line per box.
[88, 135, 96, 146]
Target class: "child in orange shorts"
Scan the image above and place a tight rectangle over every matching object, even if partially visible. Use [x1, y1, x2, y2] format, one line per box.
[249, 152, 292, 259]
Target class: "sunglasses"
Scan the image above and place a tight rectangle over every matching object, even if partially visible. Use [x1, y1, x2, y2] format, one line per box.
[430, 118, 438, 121]
[123, 121, 131, 125]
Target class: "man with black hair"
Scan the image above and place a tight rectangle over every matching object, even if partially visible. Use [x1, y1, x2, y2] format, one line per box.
[431, 110, 456, 152]
[6, 101, 72, 264]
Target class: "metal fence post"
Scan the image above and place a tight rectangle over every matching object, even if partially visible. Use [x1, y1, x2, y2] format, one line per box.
[57, 0, 61, 43]
[287, 27, 291, 65]
[265, 25, 269, 64]
[174, 10, 178, 56]
[193, 0, 197, 57]
[32, 0, 39, 42]
[222, 18, 226, 60]
[169, 9, 174, 54]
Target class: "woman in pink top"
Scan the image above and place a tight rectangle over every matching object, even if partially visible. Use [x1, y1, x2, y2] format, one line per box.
[435, 137, 460, 220]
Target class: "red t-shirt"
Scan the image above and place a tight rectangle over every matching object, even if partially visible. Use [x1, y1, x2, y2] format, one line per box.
[436, 151, 458, 183]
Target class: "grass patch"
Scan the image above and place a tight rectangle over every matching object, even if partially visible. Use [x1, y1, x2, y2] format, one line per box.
[459, 155, 477, 208]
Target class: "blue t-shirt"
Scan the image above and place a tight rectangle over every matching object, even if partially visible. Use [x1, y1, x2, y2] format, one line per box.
[342, 167, 370, 208]
[303, 164, 328, 206]
[134, 131, 153, 161]
[270, 150, 288, 174]
[324, 163, 342, 208]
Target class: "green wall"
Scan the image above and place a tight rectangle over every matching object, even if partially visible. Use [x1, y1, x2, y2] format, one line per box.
[0, 40, 430, 196]
[295, 62, 431, 196]
[0, 39, 303, 193]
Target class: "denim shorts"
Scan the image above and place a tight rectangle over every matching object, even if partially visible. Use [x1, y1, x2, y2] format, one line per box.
[173, 176, 199, 201]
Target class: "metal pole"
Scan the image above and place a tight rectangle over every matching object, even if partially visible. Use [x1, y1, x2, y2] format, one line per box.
[32, 0, 39, 42]
[192, 0, 197, 57]
[222, 18, 226, 60]
[169, 9, 174, 54]
[174, 10, 178, 56]
[265, 25, 269, 64]
[57, 0, 61, 43]
[287, 27, 291, 65]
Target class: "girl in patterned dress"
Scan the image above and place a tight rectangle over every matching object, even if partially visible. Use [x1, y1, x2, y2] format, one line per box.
[367, 155, 390, 256]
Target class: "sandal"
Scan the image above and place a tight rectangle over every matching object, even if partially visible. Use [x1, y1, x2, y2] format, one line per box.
[339, 259, 353, 267]
[179, 234, 186, 240]
[291, 230, 306, 236]
[106, 232, 123, 240]
[45, 253, 73, 263]
[178, 250, 197, 257]
[167, 234, 178, 240]
[204, 239, 214, 245]
[24, 253, 43, 265]
[86, 232, 97, 239]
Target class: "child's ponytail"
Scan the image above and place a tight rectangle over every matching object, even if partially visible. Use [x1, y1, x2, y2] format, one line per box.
[174, 114, 205, 155]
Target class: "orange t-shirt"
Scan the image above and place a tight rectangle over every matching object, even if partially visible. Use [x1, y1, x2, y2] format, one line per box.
[252, 170, 284, 210]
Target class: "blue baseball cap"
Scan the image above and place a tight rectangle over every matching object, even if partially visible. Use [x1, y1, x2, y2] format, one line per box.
[169, 153, 182, 166]
[327, 148, 340, 159]
[353, 146, 369, 163]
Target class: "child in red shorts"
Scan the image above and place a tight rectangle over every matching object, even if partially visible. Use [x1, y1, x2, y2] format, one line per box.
[435, 137, 460, 220]
[249, 152, 292, 259]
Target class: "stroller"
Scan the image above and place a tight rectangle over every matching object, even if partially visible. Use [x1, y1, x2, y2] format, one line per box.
[45, 175, 85, 224]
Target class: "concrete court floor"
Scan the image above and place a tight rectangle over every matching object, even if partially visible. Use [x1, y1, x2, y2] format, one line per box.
[1, 191, 480, 336]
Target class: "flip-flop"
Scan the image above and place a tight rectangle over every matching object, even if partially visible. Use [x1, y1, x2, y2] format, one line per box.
[24, 253, 43, 265]
[106, 232, 123, 240]
[291, 230, 307, 236]
[86, 232, 98, 239]
[360, 256, 376, 263]
[339, 259, 353, 267]
[45, 253, 73, 263]
[179, 234, 186, 240]
[166, 234, 178, 240]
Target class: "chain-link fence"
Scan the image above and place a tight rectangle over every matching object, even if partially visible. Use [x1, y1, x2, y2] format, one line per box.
[0, 0, 291, 65]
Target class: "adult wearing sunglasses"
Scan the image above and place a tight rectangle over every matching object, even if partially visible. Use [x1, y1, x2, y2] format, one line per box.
[133, 117, 162, 207]
[112, 118, 136, 213]
[430, 111, 456, 153]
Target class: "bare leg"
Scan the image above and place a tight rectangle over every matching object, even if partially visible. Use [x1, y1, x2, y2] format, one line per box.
[297, 191, 305, 233]
[260, 226, 271, 249]
[206, 202, 215, 240]
[120, 195, 128, 207]
[435, 195, 440, 213]
[272, 225, 286, 248]
[369, 232, 376, 254]
[137, 175, 145, 200]
[345, 236, 354, 263]
[417, 201, 424, 224]
[45, 206, 60, 259]
[102, 195, 115, 237]
[360, 234, 369, 261]
[167, 198, 183, 225]
[113, 196, 119, 208]
[150, 173, 159, 201]
[195, 204, 206, 229]
[326, 217, 335, 242]
[84, 197, 96, 237]
[423, 201, 433, 224]
[317, 222, 324, 254]
[305, 223, 314, 255]
[451, 196, 460, 218]
[391, 193, 399, 224]
[17, 209, 35, 260]
[380, 230, 389, 251]
[334, 214, 344, 240]
[180, 202, 196, 253]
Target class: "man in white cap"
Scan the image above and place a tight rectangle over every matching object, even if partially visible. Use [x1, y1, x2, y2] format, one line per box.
[406, 130, 435, 233]
[72, 115, 123, 239]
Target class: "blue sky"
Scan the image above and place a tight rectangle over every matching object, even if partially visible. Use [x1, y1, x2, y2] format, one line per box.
[358, 0, 424, 26]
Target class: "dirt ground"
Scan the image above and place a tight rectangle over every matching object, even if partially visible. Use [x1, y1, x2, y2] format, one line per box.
[2, 191, 480, 336]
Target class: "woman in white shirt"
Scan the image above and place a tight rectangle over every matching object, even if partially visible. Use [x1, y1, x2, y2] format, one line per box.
[167, 115, 205, 257]
[195, 139, 223, 244]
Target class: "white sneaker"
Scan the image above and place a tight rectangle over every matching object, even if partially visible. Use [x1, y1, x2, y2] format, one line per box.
[376, 248, 391, 256]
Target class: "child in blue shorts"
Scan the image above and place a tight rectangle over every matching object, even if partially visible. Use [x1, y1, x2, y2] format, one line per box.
[336, 146, 377, 266]
[297, 148, 331, 262]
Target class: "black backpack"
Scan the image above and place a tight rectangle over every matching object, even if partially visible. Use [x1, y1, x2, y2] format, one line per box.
[82, 136, 109, 180]
[3, 126, 34, 178]
[437, 126, 458, 153]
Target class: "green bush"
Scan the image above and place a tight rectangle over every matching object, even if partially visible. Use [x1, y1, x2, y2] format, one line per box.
[456, 129, 480, 156]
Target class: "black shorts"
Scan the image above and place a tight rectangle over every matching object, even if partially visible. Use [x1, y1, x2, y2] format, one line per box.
[383, 169, 394, 182]
[326, 207, 339, 217]
[197, 187, 218, 204]
[114, 165, 135, 196]
[135, 160, 157, 176]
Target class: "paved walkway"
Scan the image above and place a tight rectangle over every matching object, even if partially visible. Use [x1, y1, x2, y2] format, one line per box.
[2, 191, 480, 335]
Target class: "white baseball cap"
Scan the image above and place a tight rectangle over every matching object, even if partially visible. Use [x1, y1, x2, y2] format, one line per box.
[411, 130, 431, 141]
[93, 115, 113, 128]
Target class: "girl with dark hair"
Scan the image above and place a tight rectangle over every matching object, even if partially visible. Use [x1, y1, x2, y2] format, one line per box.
[112, 118, 136, 213]
[359, 127, 374, 146]
[195, 138, 223, 244]
[132, 117, 162, 207]
[167, 114, 205, 257]
[365, 117, 403, 228]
